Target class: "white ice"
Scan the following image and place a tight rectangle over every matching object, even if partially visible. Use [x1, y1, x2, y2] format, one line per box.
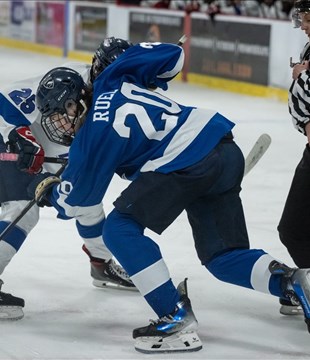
[0, 47, 309, 360]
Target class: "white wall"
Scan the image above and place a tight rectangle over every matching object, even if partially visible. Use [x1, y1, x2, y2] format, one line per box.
[270, 21, 307, 88]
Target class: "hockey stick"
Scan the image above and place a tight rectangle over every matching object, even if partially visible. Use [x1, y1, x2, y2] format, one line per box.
[0, 160, 68, 241]
[244, 133, 271, 176]
[177, 35, 187, 46]
[0, 152, 67, 164]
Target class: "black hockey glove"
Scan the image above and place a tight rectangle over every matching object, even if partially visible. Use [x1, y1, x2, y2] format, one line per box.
[8, 126, 45, 174]
[27, 173, 61, 207]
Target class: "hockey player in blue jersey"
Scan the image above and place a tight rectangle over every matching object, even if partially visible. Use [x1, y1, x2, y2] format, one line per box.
[0, 41, 136, 320]
[32, 37, 310, 353]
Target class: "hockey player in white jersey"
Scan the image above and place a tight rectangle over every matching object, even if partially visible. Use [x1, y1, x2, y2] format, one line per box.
[0, 44, 136, 320]
[32, 38, 310, 353]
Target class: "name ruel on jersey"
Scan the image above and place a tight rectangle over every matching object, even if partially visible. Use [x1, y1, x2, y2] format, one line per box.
[93, 90, 117, 122]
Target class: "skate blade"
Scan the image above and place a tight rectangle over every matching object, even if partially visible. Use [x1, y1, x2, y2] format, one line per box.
[280, 304, 303, 316]
[92, 279, 138, 292]
[0, 306, 24, 320]
[134, 331, 203, 354]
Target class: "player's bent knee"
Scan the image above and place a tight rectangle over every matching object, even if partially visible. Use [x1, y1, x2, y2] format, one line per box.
[0, 201, 39, 235]
[103, 209, 144, 252]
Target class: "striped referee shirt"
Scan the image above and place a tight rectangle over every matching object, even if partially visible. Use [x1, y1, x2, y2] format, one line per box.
[288, 42, 310, 135]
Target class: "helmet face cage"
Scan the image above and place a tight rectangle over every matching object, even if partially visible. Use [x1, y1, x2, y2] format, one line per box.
[41, 114, 73, 146]
[41, 100, 85, 146]
[292, 0, 310, 27]
[36, 67, 88, 146]
[90, 37, 133, 82]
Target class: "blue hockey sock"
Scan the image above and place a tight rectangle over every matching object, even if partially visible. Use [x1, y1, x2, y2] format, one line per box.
[145, 279, 180, 318]
[206, 249, 284, 298]
[0, 221, 26, 251]
[104, 209, 180, 317]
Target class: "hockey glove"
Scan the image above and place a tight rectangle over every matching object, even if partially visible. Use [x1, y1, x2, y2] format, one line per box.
[8, 126, 45, 174]
[27, 173, 61, 207]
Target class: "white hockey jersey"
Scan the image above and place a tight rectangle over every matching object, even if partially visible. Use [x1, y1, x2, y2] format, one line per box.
[0, 62, 91, 173]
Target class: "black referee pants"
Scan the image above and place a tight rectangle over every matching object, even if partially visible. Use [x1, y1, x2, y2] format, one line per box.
[278, 144, 310, 268]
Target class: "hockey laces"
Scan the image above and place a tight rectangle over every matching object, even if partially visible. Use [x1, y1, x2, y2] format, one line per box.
[149, 314, 181, 325]
[108, 260, 130, 279]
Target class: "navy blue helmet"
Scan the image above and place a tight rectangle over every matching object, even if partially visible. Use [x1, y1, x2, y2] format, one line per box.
[90, 37, 133, 82]
[36, 67, 90, 146]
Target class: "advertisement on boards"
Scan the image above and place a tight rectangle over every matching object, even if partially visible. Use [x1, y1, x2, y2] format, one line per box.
[0, 1, 9, 37]
[10, 1, 36, 42]
[36, 2, 65, 47]
[129, 11, 183, 44]
[74, 5, 107, 52]
[190, 18, 271, 85]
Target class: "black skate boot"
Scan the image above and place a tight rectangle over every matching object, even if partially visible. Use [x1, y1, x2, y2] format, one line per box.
[0, 279, 25, 320]
[82, 245, 137, 290]
[133, 278, 202, 353]
[269, 261, 310, 332]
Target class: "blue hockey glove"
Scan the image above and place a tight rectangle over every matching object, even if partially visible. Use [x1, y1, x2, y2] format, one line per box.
[27, 173, 61, 207]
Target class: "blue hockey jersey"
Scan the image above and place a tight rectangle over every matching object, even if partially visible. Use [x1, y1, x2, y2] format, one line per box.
[50, 42, 235, 225]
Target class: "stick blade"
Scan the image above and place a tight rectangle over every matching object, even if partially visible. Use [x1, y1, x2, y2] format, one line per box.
[244, 133, 271, 176]
[177, 35, 187, 46]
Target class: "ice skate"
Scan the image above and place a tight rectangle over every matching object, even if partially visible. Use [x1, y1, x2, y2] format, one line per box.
[82, 245, 137, 291]
[133, 278, 202, 354]
[91, 258, 137, 290]
[0, 279, 25, 320]
[285, 268, 310, 331]
[269, 261, 310, 332]
[279, 297, 303, 316]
